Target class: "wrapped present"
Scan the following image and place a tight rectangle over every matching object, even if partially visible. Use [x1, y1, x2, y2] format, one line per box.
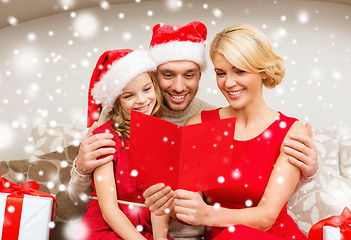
[323, 226, 341, 240]
[308, 207, 351, 240]
[0, 174, 56, 240]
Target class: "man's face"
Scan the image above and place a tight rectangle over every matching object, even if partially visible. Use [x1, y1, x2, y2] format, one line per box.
[156, 61, 201, 111]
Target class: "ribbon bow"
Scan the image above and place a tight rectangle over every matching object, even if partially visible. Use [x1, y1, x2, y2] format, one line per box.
[308, 207, 351, 240]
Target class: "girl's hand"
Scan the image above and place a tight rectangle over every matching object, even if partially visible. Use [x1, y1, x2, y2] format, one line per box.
[173, 189, 210, 226]
[143, 183, 174, 216]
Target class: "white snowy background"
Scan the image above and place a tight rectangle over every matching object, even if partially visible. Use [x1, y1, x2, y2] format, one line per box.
[0, 0, 350, 161]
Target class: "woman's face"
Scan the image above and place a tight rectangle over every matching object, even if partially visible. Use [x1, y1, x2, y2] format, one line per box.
[119, 72, 157, 115]
[213, 53, 265, 110]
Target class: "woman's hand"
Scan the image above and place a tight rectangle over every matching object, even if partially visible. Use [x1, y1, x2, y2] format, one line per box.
[283, 122, 319, 179]
[143, 183, 174, 216]
[173, 189, 210, 226]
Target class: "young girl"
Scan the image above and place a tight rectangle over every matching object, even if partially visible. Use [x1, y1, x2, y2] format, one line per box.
[77, 49, 172, 240]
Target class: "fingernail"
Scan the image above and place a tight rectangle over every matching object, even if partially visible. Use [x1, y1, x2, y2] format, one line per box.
[284, 140, 289, 145]
[290, 134, 295, 138]
[110, 134, 114, 138]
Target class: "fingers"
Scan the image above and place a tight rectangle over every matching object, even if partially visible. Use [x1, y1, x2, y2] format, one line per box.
[93, 155, 114, 168]
[84, 122, 99, 139]
[143, 183, 166, 199]
[305, 122, 314, 139]
[173, 189, 194, 199]
[287, 134, 314, 150]
[143, 184, 174, 215]
[84, 133, 115, 146]
[283, 144, 309, 165]
[288, 156, 309, 173]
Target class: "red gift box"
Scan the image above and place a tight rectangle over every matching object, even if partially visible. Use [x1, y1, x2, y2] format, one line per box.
[0, 173, 57, 240]
[308, 207, 351, 240]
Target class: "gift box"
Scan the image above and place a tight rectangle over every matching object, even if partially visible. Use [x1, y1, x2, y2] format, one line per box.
[309, 207, 351, 240]
[323, 226, 341, 240]
[0, 175, 56, 240]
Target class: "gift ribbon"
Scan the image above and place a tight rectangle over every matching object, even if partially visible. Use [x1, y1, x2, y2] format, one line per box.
[0, 173, 57, 240]
[308, 207, 351, 240]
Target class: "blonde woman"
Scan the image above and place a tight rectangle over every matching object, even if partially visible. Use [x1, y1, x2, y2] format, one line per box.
[171, 24, 308, 239]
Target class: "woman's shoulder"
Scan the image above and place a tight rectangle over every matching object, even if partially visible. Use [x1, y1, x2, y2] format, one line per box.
[186, 113, 202, 125]
[278, 113, 308, 137]
[186, 108, 221, 125]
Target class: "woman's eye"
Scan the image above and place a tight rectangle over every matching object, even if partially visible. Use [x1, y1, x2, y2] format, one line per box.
[237, 70, 246, 74]
[144, 87, 151, 92]
[216, 72, 225, 77]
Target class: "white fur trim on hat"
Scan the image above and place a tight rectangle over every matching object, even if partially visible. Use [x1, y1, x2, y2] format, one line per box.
[149, 41, 207, 71]
[92, 50, 156, 109]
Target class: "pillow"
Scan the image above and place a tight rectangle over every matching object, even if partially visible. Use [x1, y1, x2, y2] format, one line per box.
[313, 128, 339, 176]
[27, 145, 86, 240]
[287, 128, 349, 235]
[0, 159, 29, 184]
[31, 122, 84, 156]
[339, 134, 351, 178]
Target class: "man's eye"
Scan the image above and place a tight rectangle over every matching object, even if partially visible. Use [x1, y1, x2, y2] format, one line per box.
[185, 74, 195, 78]
[163, 73, 172, 78]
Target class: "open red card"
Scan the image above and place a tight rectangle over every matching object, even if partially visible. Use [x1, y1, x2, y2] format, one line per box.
[129, 111, 235, 192]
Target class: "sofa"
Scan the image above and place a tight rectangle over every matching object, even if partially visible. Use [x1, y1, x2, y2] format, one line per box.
[1, 122, 351, 239]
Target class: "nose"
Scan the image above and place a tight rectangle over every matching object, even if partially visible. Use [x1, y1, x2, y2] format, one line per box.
[135, 93, 146, 104]
[171, 75, 186, 93]
[224, 74, 237, 88]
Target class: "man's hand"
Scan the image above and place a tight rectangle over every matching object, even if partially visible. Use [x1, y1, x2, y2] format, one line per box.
[284, 122, 319, 179]
[143, 183, 174, 216]
[75, 122, 116, 175]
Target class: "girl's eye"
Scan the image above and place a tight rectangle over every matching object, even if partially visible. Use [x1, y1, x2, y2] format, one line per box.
[236, 70, 246, 74]
[144, 87, 151, 92]
[123, 94, 133, 99]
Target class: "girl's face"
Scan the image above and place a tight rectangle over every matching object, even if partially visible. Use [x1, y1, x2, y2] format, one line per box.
[119, 72, 157, 115]
[213, 53, 266, 110]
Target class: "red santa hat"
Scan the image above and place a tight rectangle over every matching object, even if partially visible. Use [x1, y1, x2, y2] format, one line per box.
[87, 49, 156, 127]
[149, 20, 207, 71]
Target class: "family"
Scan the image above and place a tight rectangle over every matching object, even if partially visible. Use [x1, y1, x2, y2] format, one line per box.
[69, 21, 319, 240]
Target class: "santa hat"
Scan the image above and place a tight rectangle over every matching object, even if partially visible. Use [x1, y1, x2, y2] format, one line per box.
[149, 21, 207, 71]
[87, 49, 156, 127]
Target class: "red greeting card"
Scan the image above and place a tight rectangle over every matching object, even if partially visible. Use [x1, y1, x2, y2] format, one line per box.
[129, 111, 235, 192]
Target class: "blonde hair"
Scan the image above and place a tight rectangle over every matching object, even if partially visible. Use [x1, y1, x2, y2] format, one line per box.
[210, 23, 285, 88]
[108, 72, 162, 148]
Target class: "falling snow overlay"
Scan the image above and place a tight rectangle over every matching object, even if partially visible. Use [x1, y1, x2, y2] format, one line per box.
[0, 0, 350, 238]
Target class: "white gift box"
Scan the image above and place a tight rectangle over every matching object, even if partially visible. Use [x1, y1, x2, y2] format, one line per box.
[323, 226, 341, 240]
[0, 192, 53, 240]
